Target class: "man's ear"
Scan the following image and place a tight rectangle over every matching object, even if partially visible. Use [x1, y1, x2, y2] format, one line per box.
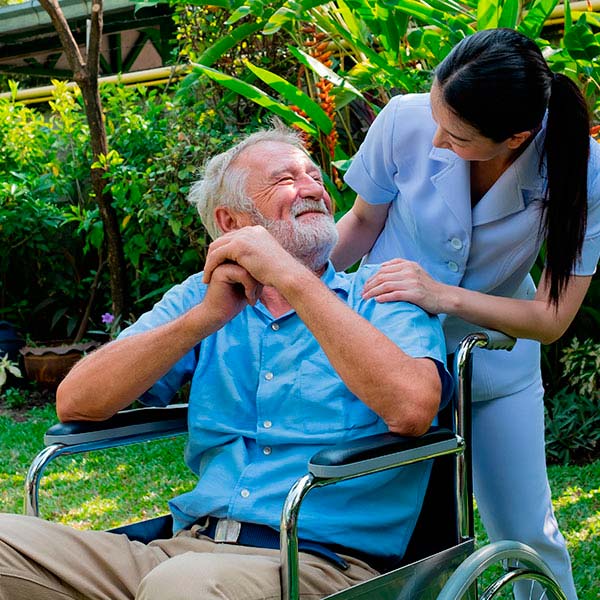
[214, 207, 246, 234]
[506, 130, 533, 150]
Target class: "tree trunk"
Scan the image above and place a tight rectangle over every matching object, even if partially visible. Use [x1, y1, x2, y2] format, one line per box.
[39, 0, 129, 319]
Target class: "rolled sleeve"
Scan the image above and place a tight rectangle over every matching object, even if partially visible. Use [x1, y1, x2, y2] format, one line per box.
[117, 273, 207, 406]
[344, 99, 402, 205]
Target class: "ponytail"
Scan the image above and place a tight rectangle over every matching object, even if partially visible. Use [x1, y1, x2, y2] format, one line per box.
[436, 29, 590, 306]
[542, 73, 589, 305]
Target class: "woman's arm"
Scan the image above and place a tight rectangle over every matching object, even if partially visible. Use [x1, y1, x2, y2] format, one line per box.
[331, 196, 390, 270]
[362, 258, 592, 344]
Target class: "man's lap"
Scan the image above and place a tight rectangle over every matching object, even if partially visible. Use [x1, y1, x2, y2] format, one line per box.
[0, 514, 376, 600]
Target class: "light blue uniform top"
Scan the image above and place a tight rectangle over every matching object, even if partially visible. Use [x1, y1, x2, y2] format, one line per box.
[119, 262, 453, 561]
[345, 93, 600, 401]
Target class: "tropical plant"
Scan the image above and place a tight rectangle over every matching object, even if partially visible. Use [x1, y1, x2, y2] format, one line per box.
[0, 353, 22, 393]
[164, 0, 584, 213]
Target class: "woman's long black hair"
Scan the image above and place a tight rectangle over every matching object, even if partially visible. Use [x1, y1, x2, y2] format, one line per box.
[435, 28, 590, 305]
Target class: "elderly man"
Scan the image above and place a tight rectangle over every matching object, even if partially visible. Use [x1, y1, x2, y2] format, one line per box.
[0, 127, 451, 600]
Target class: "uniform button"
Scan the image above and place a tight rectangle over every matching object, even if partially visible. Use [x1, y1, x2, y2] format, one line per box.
[264, 372, 274, 381]
[263, 420, 272, 429]
[263, 446, 272, 455]
[448, 261, 459, 272]
[240, 489, 250, 498]
[450, 237, 463, 250]
[271, 323, 280, 331]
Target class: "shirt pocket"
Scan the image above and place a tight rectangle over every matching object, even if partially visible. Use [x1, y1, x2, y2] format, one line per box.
[295, 357, 380, 436]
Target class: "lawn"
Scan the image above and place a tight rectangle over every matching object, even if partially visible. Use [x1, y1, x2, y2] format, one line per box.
[1, 404, 599, 598]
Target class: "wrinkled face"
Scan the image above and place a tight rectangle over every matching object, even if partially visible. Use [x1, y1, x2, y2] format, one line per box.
[430, 81, 510, 161]
[238, 141, 338, 271]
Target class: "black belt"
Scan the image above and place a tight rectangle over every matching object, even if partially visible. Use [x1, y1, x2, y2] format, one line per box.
[190, 516, 398, 573]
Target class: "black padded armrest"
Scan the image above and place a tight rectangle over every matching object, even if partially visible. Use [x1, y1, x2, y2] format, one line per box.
[309, 427, 460, 479]
[44, 404, 188, 446]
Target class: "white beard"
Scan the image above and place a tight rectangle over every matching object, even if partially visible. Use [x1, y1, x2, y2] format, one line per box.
[249, 199, 339, 272]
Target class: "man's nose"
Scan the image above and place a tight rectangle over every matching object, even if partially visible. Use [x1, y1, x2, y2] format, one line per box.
[298, 174, 324, 198]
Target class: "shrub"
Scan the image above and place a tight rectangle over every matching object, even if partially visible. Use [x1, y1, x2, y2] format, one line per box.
[545, 338, 600, 464]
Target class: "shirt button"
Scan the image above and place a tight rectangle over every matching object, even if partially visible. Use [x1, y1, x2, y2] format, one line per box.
[448, 261, 459, 272]
[450, 237, 463, 250]
[263, 446, 272, 455]
[271, 323, 280, 331]
[240, 489, 250, 498]
[264, 372, 274, 381]
[263, 420, 272, 429]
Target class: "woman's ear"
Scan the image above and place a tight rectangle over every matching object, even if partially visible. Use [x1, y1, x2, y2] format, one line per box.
[214, 207, 250, 234]
[506, 130, 533, 150]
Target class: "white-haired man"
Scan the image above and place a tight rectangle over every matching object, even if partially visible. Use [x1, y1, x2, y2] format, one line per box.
[0, 127, 452, 600]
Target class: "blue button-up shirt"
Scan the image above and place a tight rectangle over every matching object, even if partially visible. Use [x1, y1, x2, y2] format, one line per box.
[119, 262, 451, 560]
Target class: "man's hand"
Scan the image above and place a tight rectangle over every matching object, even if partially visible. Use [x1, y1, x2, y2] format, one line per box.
[203, 226, 302, 288]
[202, 262, 263, 329]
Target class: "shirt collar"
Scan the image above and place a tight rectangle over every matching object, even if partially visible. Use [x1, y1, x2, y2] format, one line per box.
[253, 261, 350, 321]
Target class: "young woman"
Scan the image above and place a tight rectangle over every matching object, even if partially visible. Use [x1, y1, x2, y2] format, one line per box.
[332, 28, 600, 600]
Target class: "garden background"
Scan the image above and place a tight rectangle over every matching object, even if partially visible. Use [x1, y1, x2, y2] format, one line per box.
[0, 0, 599, 596]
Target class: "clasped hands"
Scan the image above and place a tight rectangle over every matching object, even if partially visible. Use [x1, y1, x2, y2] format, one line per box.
[201, 226, 301, 324]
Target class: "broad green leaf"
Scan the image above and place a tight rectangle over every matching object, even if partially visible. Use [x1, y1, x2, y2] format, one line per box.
[564, 0, 573, 31]
[477, 0, 499, 29]
[192, 64, 318, 136]
[518, 0, 560, 39]
[196, 22, 265, 67]
[225, 6, 251, 24]
[245, 61, 333, 134]
[563, 17, 600, 61]
[264, 0, 329, 34]
[288, 46, 365, 99]
[499, 0, 520, 28]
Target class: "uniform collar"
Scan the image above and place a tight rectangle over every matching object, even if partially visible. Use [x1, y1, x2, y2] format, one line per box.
[428, 127, 546, 227]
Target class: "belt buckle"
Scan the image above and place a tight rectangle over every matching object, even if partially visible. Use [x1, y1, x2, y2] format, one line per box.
[214, 518, 242, 543]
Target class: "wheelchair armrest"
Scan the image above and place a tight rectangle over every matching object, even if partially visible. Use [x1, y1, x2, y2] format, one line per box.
[44, 404, 188, 447]
[308, 427, 460, 479]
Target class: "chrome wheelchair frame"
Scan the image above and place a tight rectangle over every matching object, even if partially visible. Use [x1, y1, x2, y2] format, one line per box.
[24, 331, 567, 600]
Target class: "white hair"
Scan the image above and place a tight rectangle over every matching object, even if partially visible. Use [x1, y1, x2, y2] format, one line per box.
[188, 126, 306, 240]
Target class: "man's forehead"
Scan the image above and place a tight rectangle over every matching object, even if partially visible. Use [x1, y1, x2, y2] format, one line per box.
[240, 141, 316, 172]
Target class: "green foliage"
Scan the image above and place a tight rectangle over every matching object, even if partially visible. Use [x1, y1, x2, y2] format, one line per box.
[0, 355, 22, 392]
[545, 389, 600, 465]
[2, 387, 28, 409]
[0, 76, 253, 339]
[545, 338, 600, 465]
[560, 337, 600, 399]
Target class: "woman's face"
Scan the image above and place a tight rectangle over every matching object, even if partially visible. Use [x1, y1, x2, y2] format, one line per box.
[430, 81, 512, 162]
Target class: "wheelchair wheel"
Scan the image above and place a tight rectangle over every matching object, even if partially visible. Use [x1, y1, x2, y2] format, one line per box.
[437, 540, 567, 600]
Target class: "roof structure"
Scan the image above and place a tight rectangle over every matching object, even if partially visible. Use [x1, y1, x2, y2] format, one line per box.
[0, 0, 175, 78]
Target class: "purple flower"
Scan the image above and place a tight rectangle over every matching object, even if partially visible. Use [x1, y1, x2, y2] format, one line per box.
[101, 312, 115, 325]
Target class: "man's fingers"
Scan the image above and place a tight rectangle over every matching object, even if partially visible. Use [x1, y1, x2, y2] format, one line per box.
[204, 239, 235, 283]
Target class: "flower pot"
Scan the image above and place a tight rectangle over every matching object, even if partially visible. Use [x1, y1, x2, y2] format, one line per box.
[19, 341, 100, 389]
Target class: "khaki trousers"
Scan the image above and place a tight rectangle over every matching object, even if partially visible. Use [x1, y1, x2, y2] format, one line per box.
[0, 515, 378, 600]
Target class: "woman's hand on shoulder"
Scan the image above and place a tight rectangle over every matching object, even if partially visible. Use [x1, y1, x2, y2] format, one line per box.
[362, 258, 451, 314]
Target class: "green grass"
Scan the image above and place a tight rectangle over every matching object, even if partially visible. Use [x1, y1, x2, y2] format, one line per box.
[1, 405, 599, 598]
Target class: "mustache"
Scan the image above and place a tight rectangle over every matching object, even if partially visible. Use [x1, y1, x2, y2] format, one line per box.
[290, 198, 329, 217]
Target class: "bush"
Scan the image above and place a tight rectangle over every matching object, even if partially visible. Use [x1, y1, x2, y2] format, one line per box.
[545, 338, 600, 464]
[0, 77, 257, 340]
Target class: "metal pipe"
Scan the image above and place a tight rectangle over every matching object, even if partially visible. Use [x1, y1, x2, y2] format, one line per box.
[280, 474, 317, 600]
[24, 443, 68, 517]
[0, 64, 189, 104]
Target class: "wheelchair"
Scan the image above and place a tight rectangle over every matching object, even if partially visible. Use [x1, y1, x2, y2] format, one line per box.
[24, 331, 567, 600]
